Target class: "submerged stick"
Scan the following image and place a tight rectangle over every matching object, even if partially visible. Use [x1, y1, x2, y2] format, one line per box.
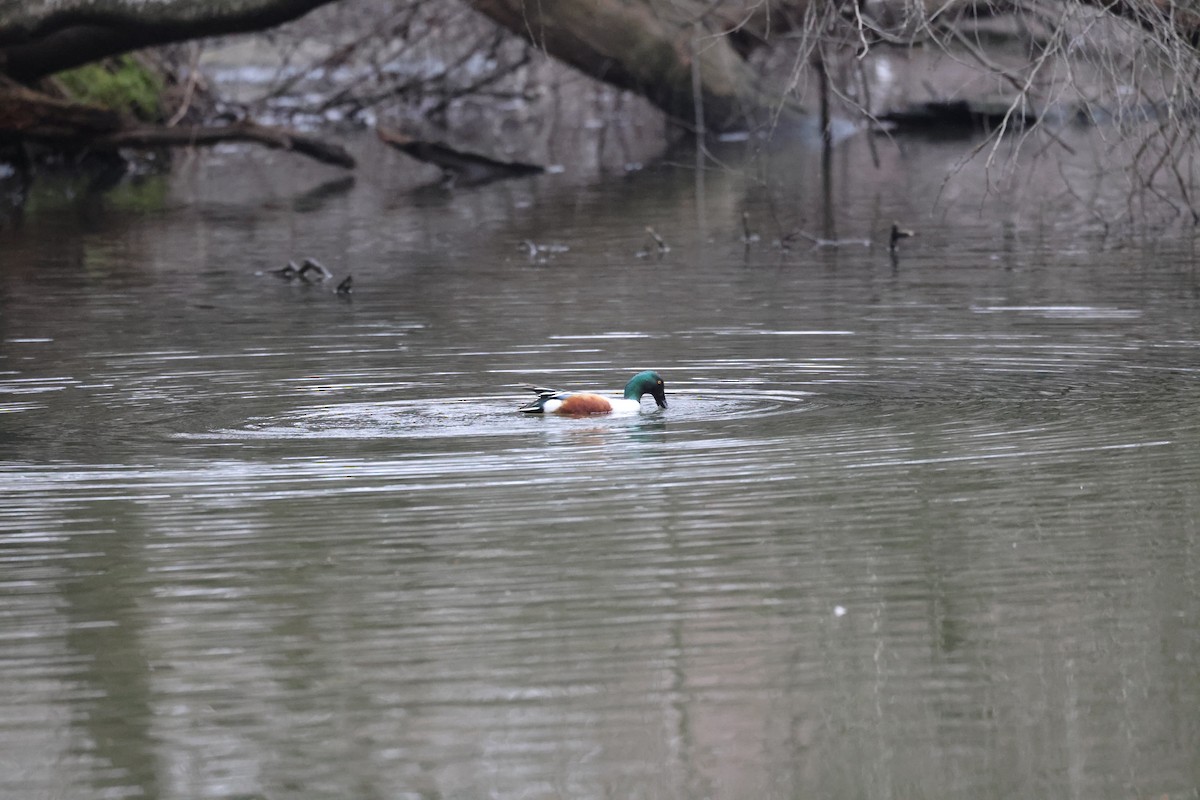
[645, 226, 670, 253]
[889, 222, 915, 252]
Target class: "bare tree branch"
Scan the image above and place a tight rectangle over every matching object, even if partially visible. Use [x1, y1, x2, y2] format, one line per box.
[101, 120, 356, 167]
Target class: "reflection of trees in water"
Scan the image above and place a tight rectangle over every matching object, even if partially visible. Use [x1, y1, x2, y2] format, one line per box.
[61, 507, 161, 799]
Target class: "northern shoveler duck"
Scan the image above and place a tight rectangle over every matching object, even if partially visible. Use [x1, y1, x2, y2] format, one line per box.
[519, 370, 667, 415]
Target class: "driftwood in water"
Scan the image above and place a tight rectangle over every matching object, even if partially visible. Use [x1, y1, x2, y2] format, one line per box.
[0, 79, 122, 138]
[0, 81, 354, 167]
[99, 121, 355, 167]
[377, 126, 542, 186]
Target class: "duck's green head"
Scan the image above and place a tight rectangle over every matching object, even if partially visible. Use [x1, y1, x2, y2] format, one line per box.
[624, 370, 667, 408]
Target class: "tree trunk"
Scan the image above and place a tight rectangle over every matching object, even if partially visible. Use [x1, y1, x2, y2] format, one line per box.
[468, 0, 807, 131]
[0, 0, 341, 82]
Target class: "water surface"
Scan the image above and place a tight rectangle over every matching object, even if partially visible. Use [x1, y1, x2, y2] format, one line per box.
[2, 132, 1199, 799]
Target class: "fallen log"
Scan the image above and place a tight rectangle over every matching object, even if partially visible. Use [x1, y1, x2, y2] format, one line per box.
[98, 120, 356, 168]
[467, 0, 806, 131]
[377, 125, 542, 186]
[0, 78, 121, 138]
[0, 82, 355, 167]
[0, 0, 342, 82]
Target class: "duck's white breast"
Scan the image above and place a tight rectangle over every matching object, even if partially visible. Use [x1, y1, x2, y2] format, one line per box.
[607, 397, 644, 415]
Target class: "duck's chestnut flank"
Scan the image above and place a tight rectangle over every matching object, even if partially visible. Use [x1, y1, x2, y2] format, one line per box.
[555, 393, 615, 415]
[518, 370, 667, 415]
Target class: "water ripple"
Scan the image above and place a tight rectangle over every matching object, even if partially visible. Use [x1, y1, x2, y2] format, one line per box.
[186, 387, 817, 442]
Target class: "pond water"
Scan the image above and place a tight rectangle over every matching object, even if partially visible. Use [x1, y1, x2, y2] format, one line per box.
[2, 130, 1199, 799]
